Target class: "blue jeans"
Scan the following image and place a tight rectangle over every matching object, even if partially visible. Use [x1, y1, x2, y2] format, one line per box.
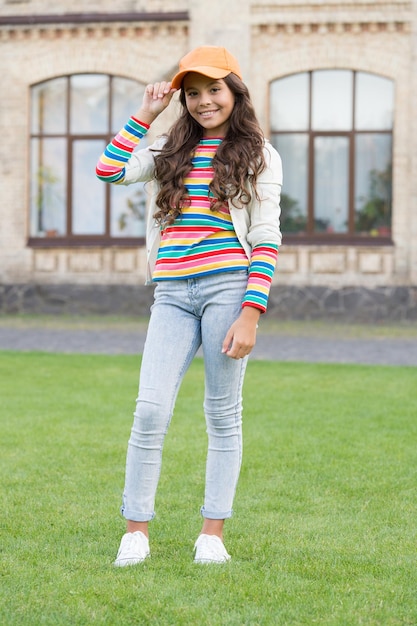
[121, 271, 249, 522]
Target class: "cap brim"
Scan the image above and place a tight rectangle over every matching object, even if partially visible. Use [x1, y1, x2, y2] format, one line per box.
[171, 67, 231, 90]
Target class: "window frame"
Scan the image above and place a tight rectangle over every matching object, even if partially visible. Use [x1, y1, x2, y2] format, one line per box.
[270, 70, 394, 246]
[28, 73, 146, 248]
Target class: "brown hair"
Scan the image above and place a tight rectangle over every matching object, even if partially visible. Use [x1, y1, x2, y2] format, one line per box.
[152, 73, 266, 226]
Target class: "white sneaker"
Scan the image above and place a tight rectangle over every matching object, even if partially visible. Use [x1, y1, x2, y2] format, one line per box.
[113, 531, 150, 567]
[194, 534, 231, 564]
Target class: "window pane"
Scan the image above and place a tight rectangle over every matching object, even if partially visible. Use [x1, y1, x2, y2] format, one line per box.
[70, 74, 109, 134]
[312, 71, 353, 130]
[111, 185, 146, 237]
[30, 138, 67, 236]
[355, 134, 392, 235]
[72, 140, 106, 234]
[112, 77, 146, 133]
[314, 136, 349, 233]
[110, 133, 148, 237]
[270, 73, 309, 131]
[31, 78, 67, 134]
[271, 134, 308, 234]
[355, 73, 394, 130]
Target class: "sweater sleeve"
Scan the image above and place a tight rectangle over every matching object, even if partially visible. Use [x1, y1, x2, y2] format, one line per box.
[95, 116, 150, 183]
[242, 243, 278, 313]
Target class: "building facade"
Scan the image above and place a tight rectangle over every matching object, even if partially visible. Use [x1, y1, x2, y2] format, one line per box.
[1, 0, 416, 319]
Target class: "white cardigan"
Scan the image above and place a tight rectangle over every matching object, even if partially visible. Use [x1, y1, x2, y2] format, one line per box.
[120, 136, 283, 284]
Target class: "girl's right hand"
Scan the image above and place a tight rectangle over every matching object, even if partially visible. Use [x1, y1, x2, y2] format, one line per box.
[135, 81, 177, 125]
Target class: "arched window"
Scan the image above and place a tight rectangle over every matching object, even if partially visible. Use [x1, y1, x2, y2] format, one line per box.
[29, 74, 146, 245]
[270, 70, 394, 242]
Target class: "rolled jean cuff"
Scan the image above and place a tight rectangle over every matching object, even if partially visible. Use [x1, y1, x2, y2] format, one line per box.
[200, 506, 233, 520]
[121, 506, 155, 523]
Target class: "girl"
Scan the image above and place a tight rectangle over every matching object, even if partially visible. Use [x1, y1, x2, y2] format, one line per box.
[96, 45, 282, 565]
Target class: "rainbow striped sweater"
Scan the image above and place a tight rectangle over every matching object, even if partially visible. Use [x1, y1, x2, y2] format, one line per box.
[96, 117, 278, 312]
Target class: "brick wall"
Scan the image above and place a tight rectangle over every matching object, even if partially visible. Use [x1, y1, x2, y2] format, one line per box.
[0, 0, 416, 299]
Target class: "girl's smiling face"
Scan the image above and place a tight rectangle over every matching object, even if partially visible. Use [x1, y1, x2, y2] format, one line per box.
[183, 73, 235, 137]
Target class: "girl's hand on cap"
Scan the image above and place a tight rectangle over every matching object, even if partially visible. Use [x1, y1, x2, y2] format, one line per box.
[136, 82, 177, 123]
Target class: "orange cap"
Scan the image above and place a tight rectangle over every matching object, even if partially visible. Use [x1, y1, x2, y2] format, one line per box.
[171, 46, 242, 89]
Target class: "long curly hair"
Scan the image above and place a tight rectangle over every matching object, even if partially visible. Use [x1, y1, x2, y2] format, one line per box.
[152, 73, 266, 226]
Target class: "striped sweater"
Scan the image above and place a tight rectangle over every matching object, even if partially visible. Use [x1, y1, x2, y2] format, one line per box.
[96, 117, 278, 312]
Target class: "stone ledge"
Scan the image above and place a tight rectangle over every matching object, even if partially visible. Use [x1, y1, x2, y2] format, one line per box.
[1, 284, 416, 322]
[266, 285, 417, 322]
[0, 284, 155, 317]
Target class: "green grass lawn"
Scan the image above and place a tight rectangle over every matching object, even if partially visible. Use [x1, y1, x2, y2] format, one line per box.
[1, 351, 416, 625]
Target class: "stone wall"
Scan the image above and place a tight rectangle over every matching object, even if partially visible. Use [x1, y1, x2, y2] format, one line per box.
[1, 283, 416, 322]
